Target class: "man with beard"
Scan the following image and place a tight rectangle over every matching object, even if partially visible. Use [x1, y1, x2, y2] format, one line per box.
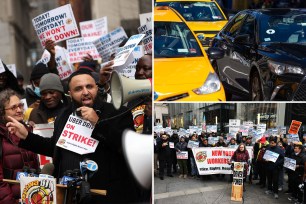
[6, 70, 142, 203]
[157, 134, 173, 180]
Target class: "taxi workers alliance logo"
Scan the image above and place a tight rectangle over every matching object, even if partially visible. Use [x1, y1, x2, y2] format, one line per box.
[22, 179, 55, 204]
[196, 151, 207, 162]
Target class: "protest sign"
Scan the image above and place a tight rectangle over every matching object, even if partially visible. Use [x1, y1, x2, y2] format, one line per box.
[169, 142, 174, 148]
[138, 22, 152, 52]
[80, 16, 108, 41]
[239, 126, 249, 136]
[93, 27, 127, 63]
[55, 46, 74, 80]
[263, 150, 279, 163]
[20, 177, 57, 204]
[206, 125, 217, 133]
[243, 121, 254, 128]
[177, 151, 188, 159]
[154, 125, 164, 133]
[32, 4, 79, 47]
[0, 59, 5, 73]
[284, 157, 296, 171]
[37, 49, 51, 64]
[288, 120, 302, 134]
[139, 12, 152, 26]
[278, 126, 287, 135]
[33, 124, 54, 169]
[67, 37, 101, 63]
[187, 140, 199, 148]
[192, 147, 253, 175]
[287, 134, 300, 144]
[257, 124, 267, 134]
[6, 64, 17, 77]
[208, 137, 219, 145]
[229, 119, 241, 127]
[56, 115, 99, 154]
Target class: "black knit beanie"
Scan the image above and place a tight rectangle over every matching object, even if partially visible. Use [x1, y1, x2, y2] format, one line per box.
[30, 63, 50, 81]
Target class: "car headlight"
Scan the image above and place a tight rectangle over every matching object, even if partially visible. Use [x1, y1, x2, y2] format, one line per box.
[193, 72, 221, 94]
[268, 60, 304, 75]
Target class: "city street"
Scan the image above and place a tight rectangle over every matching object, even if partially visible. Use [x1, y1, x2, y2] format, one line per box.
[154, 174, 289, 204]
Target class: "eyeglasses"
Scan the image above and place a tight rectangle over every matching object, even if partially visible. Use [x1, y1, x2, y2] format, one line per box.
[4, 103, 24, 111]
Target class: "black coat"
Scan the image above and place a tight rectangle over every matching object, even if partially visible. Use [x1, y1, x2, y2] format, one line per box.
[19, 96, 142, 203]
[157, 139, 171, 160]
[290, 151, 306, 177]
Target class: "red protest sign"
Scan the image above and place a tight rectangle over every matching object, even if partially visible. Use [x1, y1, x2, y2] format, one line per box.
[288, 120, 302, 134]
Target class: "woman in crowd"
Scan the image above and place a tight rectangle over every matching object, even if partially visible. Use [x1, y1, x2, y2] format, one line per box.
[0, 89, 39, 204]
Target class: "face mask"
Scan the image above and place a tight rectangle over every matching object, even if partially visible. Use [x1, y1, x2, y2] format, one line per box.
[34, 86, 41, 97]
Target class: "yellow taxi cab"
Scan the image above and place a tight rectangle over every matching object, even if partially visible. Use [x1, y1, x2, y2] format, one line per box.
[155, 0, 228, 49]
[154, 6, 226, 101]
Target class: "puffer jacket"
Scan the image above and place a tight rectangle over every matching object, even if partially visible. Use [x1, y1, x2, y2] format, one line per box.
[0, 124, 39, 204]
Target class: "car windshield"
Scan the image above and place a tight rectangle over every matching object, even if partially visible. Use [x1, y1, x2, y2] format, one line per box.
[156, 2, 225, 21]
[259, 13, 306, 43]
[154, 22, 203, 58]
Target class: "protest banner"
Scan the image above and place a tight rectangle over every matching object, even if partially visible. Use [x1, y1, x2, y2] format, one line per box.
[257, 124, 267, 134]
[32, 4, 79, 47]
[138, 22, 152, 52]
[169, 142, 174, 148]
[288, 120, 302, 134]
[176, 151, 188, 159]
[139, 12, 152, 26]
[93, 27, 127, 63]
[20, 177, 57, 204]
[33, 124, 54, 169]
[0, 59, 5, 73]
[80, 16, 108, 41]
[6, 64, 17, 77]
[118, 45, 144, 78]
[55, 46, 74, 80]
[56, 115, 99, 154]
[187, 140, 199, 148]
[192, 147, 253, 175]
[263, 150, 279, 163]
[206, 125, 217, 133]
[284, 157, 296, 171]
[67, 37, 101, 63]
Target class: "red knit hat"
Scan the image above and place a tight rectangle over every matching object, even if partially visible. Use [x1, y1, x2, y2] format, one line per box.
[259, 137, 266, 144]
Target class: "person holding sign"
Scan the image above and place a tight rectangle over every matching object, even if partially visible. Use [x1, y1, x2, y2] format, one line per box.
[6, 71, 142, 203]
[157, 134, 173, 180]
[264, 136, 284, 199]
[175, 137, 188, 179]
[287, 142, 306, 204]
[0, 89, 39, 204]
[188, 134, 199, 179]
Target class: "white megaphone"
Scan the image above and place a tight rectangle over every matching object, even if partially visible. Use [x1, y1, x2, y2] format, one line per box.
[110, 71, 151, 109]
[122, 130, 152, 190]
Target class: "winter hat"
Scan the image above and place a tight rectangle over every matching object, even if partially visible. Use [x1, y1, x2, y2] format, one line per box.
[30, 63, 50, 81]
[259, 136, 266, 144]
[78, 61, 96, 72]
[39, 73, 64, 93]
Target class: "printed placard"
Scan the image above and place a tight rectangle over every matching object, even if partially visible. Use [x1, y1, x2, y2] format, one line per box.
[206, 125, 217, 133]
[0, 59, 5, 74]
[55, 46, 74, 80]
[32, 4, 79, 47]
[243, 121, 254, 128]
[284, 157, 296, 171]
[33, 124, 54, 169]
[80, 16, 108, 41]
[67, 37, 101, 63]
[169, 142, 174, 148]
[239, 126, 249, 136]
[20, 177, 57, 204]
[187, 140, 199, 148]
[6, 64, 17, 77]
[263, 150, 279, 163]
[176, 151, 188, 159]
[118, 45, 144, 78]
[288, 120, 302, 134]
[138, 22, 152, 52]
[229, 119, 241, 127]
[287, 134, 300, 144]
[257, 124, 267, 134]
[139, 12, 152, 26]
[93, 27, 127, 62]
[37, 49, 51, 64]
[56, 115, 99, 154]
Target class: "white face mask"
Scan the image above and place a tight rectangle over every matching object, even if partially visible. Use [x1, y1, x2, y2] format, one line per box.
[295, 152, 299, 155]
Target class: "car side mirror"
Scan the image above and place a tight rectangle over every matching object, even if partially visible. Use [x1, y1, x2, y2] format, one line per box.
[207, 47, 225, 60]
[197, 33, 205, 41]
[234, 34, 251, 44]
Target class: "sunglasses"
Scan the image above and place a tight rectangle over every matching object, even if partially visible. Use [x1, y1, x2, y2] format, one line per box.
[5, 103, 24, 111]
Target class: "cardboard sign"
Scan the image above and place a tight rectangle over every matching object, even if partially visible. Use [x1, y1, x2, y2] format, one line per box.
[93, 27, 127, 62]
[20, 177, 57, 204]
[138, 22, 152, 52]
[284, 157, 296, 171]
[263, 150, 279, 163]
[80, 16, 108, 41]
[288, 120, 302, 134]
[67, 37, 101, 63]
[187, 140, 199, 148]
[55, 46, 74, 80]
[56, 115, 99, 154]
[32, 4, 79, 47]
[139, 12, 152, 26]
[0, 59, 5, 73]
[6, 64, 17, 77]
[176, 151, 188, 159]
[33, 124, 54, 169]
[118, 45, 144, 78]
[169, 142, 174, 148]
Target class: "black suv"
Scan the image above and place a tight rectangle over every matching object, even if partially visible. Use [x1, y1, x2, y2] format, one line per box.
[209, 9, 306, 101]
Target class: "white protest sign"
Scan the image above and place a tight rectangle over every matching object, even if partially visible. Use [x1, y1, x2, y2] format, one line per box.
[55, 46, 74, 80]
[112, 34, 145, 67]
[67, 37, 101, 63]
[6, 64, 17, 77]
[56, 115, 99, 154]
[208, 137, 219, 145]
[257, 124, 267, 134]
[206, 125, 217, 133]
[177, 151, 188, 159]
[169, 142, 174, 148]
[284, 157, 296, 171]
[229, 119, 241, 127]
[20, 177, 57, 203]
[80, 16, 108, 41]
[20, 99, 28, 113]
[33, 123, 54, 169]
[240, 126, 249, 136]
[263, 150, 279, 163]
[0, 59, 5, 74]
[138, 22, 152, 52]
[32, 4, 79, 47]
[229, 126, 240, 134]
[187, 140, 199, 148]
[243, 121, 254, 128]
[287, 134, 300, 144]
[93, 27, 127, 63]
[139, 12, 152, 26]
[38, 49, 51, 64]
